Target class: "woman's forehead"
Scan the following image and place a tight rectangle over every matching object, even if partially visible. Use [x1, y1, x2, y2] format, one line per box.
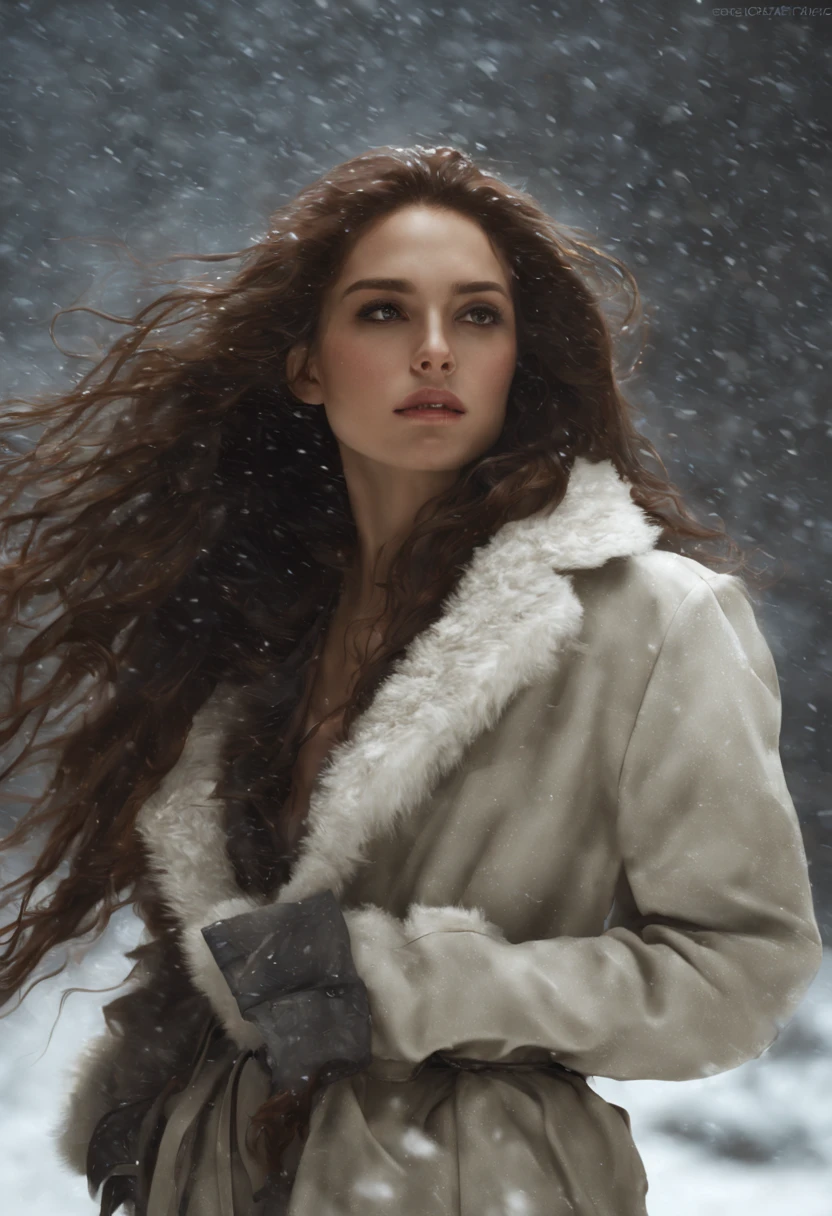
[329, 206, 513, 294]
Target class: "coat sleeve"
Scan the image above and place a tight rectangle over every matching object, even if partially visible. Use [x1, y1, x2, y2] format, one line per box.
[340, 573, 824, 1081]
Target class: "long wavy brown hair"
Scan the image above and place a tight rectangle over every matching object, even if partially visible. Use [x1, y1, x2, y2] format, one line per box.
[0, 144, 754, 1175]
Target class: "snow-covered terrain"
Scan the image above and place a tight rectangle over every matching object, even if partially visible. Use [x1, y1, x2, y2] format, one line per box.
[1, 908, 830, 1215]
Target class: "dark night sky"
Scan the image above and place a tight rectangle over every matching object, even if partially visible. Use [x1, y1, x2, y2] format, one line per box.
[1, 0, 830, 928]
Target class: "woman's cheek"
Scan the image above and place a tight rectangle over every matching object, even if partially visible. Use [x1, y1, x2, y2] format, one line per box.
[338, 334, 398, 389]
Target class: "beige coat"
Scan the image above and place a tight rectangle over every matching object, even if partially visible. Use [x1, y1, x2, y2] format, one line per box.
[58, 456, 823, 1215]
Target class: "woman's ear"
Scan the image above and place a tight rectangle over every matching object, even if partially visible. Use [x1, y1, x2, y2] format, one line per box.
[285, 342, 324, 406]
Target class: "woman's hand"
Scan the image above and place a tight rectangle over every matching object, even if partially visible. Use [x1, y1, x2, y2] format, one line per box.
[201, 889, 372, 1093]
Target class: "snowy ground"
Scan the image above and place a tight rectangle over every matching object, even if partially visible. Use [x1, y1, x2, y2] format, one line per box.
[2, 910, 830, 1215]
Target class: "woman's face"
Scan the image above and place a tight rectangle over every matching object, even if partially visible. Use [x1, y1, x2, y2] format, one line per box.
[286, 204, 518, 477]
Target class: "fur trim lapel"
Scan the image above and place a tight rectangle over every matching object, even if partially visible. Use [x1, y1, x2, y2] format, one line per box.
[137, 457, 661, 948]
[276, 456, 661, 907]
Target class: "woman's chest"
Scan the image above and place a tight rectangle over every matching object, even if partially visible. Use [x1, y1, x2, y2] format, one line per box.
[284, 612, 385, 847]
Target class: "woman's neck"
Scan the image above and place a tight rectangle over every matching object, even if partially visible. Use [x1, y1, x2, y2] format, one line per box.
[338, 441, 459, 603]
[339, 559, 388, 629]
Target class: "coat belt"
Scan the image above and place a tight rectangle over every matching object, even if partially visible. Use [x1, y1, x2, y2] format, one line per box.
[92, 1033, 586, 1215]
[367, 1049, 586, 1083]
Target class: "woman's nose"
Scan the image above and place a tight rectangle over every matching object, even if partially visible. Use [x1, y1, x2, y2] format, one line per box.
[413, 320, 455, 373]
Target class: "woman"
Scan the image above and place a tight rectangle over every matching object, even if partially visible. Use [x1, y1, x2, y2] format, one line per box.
[0, 145, 822, 1216]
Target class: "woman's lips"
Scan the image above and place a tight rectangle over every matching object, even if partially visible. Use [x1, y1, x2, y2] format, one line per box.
[395, 406, 464, 422]
[394, 388, 466, 411]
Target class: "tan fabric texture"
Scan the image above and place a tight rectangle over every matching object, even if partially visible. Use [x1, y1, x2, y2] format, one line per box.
[283, 555, 822, 1215]
[56, 458, 823, 1216]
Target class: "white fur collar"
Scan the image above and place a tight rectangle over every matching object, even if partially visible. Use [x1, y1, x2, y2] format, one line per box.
[136, 456, 662, 1040]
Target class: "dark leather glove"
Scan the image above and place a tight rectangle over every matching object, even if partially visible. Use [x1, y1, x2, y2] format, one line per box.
[201, 889, 372, 1095]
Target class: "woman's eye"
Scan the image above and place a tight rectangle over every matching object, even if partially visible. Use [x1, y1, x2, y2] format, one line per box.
[357, 301, 502, 325]
[359, 302, 402, 322]
[466, 305, 501, 326]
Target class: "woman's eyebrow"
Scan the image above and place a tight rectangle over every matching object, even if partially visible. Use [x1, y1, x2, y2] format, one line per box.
[340, 277, 509, 300]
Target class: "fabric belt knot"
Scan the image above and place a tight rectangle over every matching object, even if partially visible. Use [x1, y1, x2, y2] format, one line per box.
[422, 1050, 587, 1081]
[91, 1020, 274, 1216]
